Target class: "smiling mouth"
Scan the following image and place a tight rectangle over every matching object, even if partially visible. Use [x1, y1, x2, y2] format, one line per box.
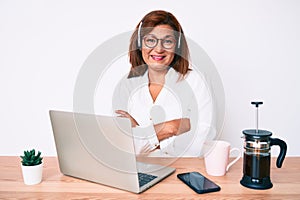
[151, 55, 165, 61]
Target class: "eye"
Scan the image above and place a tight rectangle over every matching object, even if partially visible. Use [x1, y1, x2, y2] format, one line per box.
[146, 38, 156, 43]
[143, 35, 158, 48]
[164, 39, 174, 44]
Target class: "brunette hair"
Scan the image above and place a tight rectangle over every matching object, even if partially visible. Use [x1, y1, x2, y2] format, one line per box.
[128, 10, 190, 78]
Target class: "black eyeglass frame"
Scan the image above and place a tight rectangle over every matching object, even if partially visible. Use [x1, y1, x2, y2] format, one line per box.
[142, 34, 177, 49]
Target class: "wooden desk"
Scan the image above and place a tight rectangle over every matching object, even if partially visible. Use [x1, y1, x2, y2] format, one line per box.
[0, 156, 299, 199]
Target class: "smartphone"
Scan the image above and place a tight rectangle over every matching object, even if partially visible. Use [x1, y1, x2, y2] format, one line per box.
[177, 172, 221, 194]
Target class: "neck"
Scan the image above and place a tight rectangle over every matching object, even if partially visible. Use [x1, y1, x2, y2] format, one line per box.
[148, 68, 168, 84]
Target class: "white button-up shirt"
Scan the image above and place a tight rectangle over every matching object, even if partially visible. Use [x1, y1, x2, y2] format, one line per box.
[113, 67, 216, 157]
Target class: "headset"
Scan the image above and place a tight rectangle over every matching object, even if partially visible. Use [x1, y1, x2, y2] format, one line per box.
[137, 21, 182, 49]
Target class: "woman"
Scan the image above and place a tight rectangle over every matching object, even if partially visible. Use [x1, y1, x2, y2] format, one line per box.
[113, 10, 216, 157]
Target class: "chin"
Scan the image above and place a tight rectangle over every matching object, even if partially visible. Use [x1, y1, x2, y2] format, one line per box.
[148, 63, 169, 71]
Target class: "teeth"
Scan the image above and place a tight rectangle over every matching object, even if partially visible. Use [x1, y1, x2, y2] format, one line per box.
[152, 55, 164, 61]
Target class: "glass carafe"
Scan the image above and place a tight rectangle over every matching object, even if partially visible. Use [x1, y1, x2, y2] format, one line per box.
[240, 129, 287, 189]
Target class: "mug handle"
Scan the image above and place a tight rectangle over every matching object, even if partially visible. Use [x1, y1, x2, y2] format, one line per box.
[226, 148, 241, 171]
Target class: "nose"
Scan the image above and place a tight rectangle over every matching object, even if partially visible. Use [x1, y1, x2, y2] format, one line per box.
[153, 40, 165, 52]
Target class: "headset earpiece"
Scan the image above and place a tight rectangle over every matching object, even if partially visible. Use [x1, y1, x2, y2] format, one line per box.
[177, 31, 181, 49]
[137, 21, 143, 48]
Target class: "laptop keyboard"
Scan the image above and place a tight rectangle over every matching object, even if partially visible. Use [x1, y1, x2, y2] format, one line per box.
[138, 172, 158, 187]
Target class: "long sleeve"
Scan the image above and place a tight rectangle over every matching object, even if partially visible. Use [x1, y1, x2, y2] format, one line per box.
[112, 69, 216, 157]
[157, 70, 216, 157]
[131, 125, 159, 155]
[112, 74, 160, 155]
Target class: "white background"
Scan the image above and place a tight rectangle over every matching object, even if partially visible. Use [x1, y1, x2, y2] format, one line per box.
[1, 0, 299, 156]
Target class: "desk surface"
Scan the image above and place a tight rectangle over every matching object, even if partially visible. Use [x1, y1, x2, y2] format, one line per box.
[0, 156, 299, 199]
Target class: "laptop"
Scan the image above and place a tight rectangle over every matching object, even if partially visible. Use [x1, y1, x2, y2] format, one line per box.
[49, 110, 175, 193]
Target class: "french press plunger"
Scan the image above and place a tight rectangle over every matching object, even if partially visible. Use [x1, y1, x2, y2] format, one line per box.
[240, 102, 287, 189]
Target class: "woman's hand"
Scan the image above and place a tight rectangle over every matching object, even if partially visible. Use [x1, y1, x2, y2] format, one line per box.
[115, 110, 139, 127]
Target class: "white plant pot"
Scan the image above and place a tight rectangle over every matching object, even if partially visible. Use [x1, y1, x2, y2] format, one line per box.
[21, 163, 43, 185]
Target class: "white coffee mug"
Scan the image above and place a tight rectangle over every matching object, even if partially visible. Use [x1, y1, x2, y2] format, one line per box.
[204, 140, 241, 176]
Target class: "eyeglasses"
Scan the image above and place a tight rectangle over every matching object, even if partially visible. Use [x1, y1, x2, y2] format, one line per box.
[143, 34, 176, 49]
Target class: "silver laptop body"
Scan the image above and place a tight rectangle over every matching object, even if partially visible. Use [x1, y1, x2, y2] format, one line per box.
[49, 110, 175, 193]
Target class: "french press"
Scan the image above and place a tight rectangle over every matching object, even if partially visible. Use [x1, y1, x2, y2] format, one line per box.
[240, 102, 287, 189]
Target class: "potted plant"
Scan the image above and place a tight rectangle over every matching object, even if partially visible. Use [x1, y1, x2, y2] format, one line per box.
[20, 149, 43, 185]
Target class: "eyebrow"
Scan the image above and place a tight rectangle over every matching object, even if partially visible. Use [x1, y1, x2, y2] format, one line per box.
[146, 34, 176, 39]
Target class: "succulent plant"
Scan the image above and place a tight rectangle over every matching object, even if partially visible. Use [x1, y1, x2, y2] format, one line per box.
[20, 149, 43, 166]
